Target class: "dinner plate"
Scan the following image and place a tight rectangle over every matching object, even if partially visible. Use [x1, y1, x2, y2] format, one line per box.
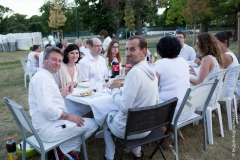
[72, 89, 93, 97]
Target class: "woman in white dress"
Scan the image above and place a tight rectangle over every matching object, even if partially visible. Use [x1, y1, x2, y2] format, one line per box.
[26, 45, 41, 72]
[215, 30, 239, 97]
[54, 44, 92, 117]
[100, 30, 112, 57]
[190, 33, 224, 85]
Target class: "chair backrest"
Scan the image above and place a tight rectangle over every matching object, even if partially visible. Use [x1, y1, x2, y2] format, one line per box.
[19, 58, 34, 73]
[203, 69, 226, 106]
[124, 97, 178, 138]
[174, 79, 218, 123]
[3, 97, 44, 149]
[220, 64, 240, 99]
[19, 58, 29, 73]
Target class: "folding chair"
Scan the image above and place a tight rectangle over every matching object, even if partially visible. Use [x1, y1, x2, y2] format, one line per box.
[173, 79, 218, 159]
[3, 97, 88, 160]
[109, 97, 178, 160]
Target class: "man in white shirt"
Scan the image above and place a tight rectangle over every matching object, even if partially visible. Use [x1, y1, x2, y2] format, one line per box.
[103, 36, 158, 160]
[79, 38, 108, 82]
[29, 46, 97, 159]
[176, 31, 196, 61]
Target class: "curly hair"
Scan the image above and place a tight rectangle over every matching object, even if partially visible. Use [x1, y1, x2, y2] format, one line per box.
[106, 40, 122, 63]
[197, 32, 224, 68]
[215, 30, 234, 47]
[156, 36, 181, 58]
[63, 44, 80, 64]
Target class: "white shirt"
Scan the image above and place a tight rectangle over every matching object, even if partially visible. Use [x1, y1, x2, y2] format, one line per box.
[155, 57, 190, 121]
[39, 51, 44, 68]
[29, 68, 67, 133]
[111, 61, 158, 133]
[79, 53, 108, 82]
[27, 51, 39, 72]
[179, 44, 196, 61]
[80, 46, 90, 56]
[103, 36, 112, 57]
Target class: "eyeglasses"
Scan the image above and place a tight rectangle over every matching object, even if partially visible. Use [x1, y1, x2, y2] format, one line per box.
[112, 46, 119, 49]
[176, 36, 184, 39]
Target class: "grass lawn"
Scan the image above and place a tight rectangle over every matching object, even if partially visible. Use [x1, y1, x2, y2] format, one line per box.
[0, 35, 239, 159]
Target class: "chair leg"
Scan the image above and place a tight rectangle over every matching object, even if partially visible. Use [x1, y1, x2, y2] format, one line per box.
[22, 140, 26, 160]
[206, 108, 213, 145]
[202, 117, 208, 151]
[233, 96, 238, 124]
[225, 99, 233, 130]
[173, 127, 178, 159]
[81, 135, 88, 160]
[217, 104, 224, 137]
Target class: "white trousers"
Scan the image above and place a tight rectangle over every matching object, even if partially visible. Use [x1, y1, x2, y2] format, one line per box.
[103, 111, 150, 160]
[64, 98, 92, 117]
[38, 118, 97, 154]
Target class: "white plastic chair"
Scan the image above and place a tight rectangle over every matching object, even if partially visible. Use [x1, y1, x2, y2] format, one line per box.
[19, 58, 36, 88]
[3, 97, 89, 160]
[173, 79, 218, 159]
[219, 64, 240, 130]
[195, 69, 226, 145]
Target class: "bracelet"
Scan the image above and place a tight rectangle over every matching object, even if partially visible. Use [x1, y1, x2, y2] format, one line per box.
[65, 113, 68, 120]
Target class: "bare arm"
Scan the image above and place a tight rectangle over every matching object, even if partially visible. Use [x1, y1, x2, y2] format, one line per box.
[190, 56, 213, 85]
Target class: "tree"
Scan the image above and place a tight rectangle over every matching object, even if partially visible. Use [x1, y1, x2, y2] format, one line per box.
[124, 2, 135, 38]
[0, 5, 13, 33]
[48, 2, 67, 33]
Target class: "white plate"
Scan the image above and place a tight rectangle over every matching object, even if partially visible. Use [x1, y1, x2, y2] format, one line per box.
[114, 75, 125, 80]
[72, 92, 93, 97]
[78, 82, 91, 88]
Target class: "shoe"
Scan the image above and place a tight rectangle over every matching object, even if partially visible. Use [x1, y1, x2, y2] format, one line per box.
[134, 150, 144, 160]
[67, 151, 80, 160]
[56, 146, 64, 160]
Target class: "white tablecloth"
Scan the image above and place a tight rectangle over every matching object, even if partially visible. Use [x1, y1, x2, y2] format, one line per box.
[66, 88, 118, 126]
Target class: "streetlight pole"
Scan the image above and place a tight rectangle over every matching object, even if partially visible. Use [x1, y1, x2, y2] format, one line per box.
[75, 0, 79, 38]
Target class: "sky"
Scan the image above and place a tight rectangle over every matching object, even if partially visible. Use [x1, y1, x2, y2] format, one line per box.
[1, 0, 164, 18]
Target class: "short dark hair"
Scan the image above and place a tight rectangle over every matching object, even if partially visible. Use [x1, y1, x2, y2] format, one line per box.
[99, 30, 109, 38]
[88, 39, 93, 47]
[56, 43, 63, 49]
[45, 44, 52, 48]
[63, 44, 80, 64]
[156, 36, 181, 58]
[127, 35, 147, 50]
[176, 31, 186, 38]
[44, 46, 63, 59]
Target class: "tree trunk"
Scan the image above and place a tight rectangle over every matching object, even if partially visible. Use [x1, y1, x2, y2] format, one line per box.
[136, 0, 142, 35]
[233, 3, 240, 41]
[193, 21, 196, 47]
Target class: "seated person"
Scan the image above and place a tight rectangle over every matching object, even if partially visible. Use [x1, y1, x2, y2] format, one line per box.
[29, 46, 97, 159]
[176, 31, 196, 61]
[54, 44, 81, 91]
[75, 38, 85, 58]
[103, 36, 158, 160]
[105, 40, 123, 76]
[79, 38, 108, 83]
[190, 33, 224, 85]
[215, 30, 239, 97]
[27, 45, 41, 72]
[155, 36, 190, 122]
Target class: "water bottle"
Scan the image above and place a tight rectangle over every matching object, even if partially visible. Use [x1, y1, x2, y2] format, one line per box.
[111, 56, 120, 78]
[6, 137, 17, 160]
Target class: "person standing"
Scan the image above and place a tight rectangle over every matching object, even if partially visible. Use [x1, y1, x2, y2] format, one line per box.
[103, 36, 158, 160]
[28, 46, 97, 159]
[79, 38, 108, 82]
[100, 30, 112, 57]
[176, 31, 196, 61]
